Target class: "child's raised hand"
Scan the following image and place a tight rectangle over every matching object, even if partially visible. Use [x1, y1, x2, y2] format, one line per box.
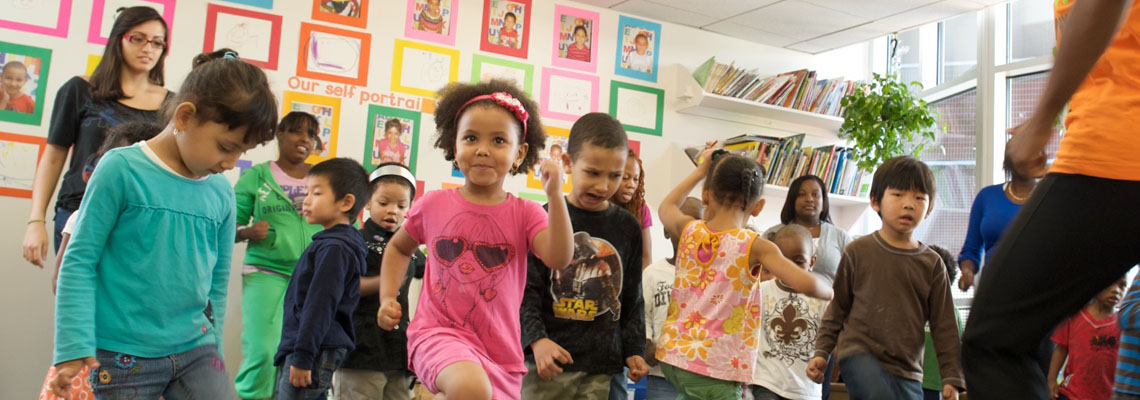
[289, 365, 311, 388]
[538, 158, 563, 196]
[377, 298, 402, 331]
[806, 356, 827, 383]
[942, 384, 960, 400]
[694, 148, 717, 173]
[51, 357, 99, 399]
[531, 338, 573, 380]
[625, 355, 649, 382]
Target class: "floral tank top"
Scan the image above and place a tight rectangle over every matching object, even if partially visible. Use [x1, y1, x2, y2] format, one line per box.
[656, 220, 762, 383]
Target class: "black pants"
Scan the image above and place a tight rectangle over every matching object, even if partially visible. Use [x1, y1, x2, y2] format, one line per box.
[962, 173, 1140, 400]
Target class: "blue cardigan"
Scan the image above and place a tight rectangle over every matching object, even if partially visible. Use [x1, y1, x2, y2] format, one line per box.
[957, 184, 1022, 272]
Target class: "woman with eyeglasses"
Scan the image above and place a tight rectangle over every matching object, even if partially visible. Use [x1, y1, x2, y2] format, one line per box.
[22, 6, 172, 268]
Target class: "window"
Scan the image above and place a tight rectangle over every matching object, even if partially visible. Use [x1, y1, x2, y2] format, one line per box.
[1007, 72, 1062, 161]
[895, 29, 923, 86]
[939, 12, 978, 83]
[1008, 0, 1055, 63]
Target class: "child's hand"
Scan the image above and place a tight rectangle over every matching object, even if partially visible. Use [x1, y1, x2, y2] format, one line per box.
[531, 338, 573, 380]
[645, 339, 659, 367]
[538, 158, 563, 197]
[289, 365, 311, 388]
[1049, 379, 1059, 399]
[695, 148, 717, 173]
[625, 355, 649, 382]
[806, 356, 827, 383]
[942, 384, 959, 400]
[51, 357, 99, 399]
[377, 298, 402, 331]
[246, 221, 270, 241]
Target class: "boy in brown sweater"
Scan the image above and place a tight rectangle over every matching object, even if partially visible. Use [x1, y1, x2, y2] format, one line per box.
[806, 156, 964, 400]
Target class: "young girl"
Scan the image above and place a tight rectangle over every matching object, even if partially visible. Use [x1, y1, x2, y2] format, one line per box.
[417, 0, 446, 33]
[656, 150, 833, 399]
[498, 12, 519, 48]
[376, 118, 408, 165]
[566, 25, 591, 62]
[611, 148, 652, 269]
[231, 111, 324, 399]
[1048, 276, 1126, 400]
[376, 80, 574, 400]
[49, 56, 278, 399]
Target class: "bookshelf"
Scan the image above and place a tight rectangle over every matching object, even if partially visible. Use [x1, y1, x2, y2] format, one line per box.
[664, 64, 845, 139]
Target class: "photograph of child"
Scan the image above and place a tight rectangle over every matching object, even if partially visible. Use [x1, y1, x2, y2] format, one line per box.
[0, 55, 41, 114]
[413, 0, 450, 34]
[621, 30, 654, 73]
[371, 116, 413, 167]
[558, 15, 592, 62]
[319, 0, 362, 17]
[485, 0, 525, 49]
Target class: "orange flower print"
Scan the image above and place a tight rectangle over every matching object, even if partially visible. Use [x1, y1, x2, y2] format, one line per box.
[677, 328, 713, 360]
[682, 310, 707, 331]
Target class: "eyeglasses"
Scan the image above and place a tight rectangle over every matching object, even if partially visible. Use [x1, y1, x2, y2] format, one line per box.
[123, 33, 166, 51]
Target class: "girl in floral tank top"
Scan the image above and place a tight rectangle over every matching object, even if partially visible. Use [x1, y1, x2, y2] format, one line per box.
[656, 150, 833, 398]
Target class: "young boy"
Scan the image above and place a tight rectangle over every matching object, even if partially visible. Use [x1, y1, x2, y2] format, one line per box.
[1, 61, 34, 113]
[1049, 276, 1125, 400]
[334, 162, 425, 400]
[274, 158, 370, 400]
[807, 156, 963, 400]
[642, 197, 702, 400]
[520, 112, 649, 399]
[752, 224, 829, 400]
[624, 33, 653, 73]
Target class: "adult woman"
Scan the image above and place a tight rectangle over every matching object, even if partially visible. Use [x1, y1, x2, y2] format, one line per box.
[763, 175, 853, 282]
[22, 6, 170, 267]
[957, 156, 1036, 290]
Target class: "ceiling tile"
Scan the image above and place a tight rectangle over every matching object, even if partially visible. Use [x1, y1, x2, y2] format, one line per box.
[728, 0, 869, 41]
[875, 0, 982, 32]
[570, 0, 628, 8]
[702, 21, 802, 47]
[645, 0, 780, 20]
[789, 23, 894, 53]
[786, 41, 832, 54]
[800, 0, 941, 20]
[613, 0, 720, 27]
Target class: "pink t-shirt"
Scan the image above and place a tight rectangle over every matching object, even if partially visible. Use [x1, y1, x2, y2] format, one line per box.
[1052, 308, 1120, 400]
[639, 203, 653, 230]
[403, 189, 549, 376]
[269, 161, 307, 212]
[376, 139, 406, 165]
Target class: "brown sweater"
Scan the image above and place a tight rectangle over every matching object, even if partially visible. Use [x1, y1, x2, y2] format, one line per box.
[814, 231, 965, 390]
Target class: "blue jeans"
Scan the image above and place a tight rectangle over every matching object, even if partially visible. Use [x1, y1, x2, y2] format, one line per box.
[610, 369, 628, 400]
[839, 353, 922, 400]
[89, 344, 235, 399]
[645, 375, 678, 399]
[274, 348, 347, 400]
[751, 385, 790, 400]
[54, 206, 73, 251]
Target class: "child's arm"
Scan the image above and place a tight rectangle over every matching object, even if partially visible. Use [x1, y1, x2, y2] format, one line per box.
[1118, 274, 1140, 330]
[640, 228, 652, 269]
[531, 158, 573, 271]
[520, 253, 573, 379]
[1048, 345, 1068, 399]
[753, 239, 833, 300]
[51, 232, 71, 294]
[291, 245, 354, 370]
[957, 192, 986, 290]
[378, 229, 419, 330]
[809, 250, 854, 381]
[209, 202, 237, 353]
[926, 258, 965, 392]
[620, 236, 649, 382]
[659, 149, 714, 241]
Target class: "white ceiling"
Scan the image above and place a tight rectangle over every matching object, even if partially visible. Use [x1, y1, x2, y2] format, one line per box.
[573, 0, 1008, 54]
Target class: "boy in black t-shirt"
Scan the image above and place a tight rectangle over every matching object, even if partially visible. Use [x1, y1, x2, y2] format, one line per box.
[520, 113, 648, 399]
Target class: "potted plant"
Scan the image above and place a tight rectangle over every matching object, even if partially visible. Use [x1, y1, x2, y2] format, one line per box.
[838, 72, 939, 172]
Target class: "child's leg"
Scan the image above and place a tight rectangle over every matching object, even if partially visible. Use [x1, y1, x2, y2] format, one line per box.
[750, 385, 791, 400]
[235, 272, 289, 399]
[162, 344, 237, 400]
[644, 375, 679, 399]
[434, 361, 493, 400]
[837, 353, 899, 400]
[660, 362, 743, 400]
[89, 349, 173, 399]
[608, 370, 628, 400]
[963, 174, 1140, 400]
[381, 370, 414, 400]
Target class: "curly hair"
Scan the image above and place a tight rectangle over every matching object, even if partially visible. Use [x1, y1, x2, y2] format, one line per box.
[432, 80, 546, 175]
[612, 148, 646, 226]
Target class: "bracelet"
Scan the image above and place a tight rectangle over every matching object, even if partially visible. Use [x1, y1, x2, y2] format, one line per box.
[27, 219, 46, 225]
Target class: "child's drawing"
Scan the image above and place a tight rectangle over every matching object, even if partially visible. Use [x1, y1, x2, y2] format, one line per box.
[548, 74, 589, 116]
[0, 133, 44, 198]
[214, 13, 273, 63]
[400, 47, 452, 93]
[307, 31, 361, 77]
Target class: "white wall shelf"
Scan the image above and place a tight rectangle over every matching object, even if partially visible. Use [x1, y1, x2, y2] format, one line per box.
[761, 183, 870, 207]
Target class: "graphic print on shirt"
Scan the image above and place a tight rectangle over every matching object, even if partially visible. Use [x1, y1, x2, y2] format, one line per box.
[549, 232, 623, 321]
[430, 211, 514, 334]
[761, 292, 820, 365]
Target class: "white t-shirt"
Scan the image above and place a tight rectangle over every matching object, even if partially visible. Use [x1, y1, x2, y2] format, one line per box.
[625, 50, 653, 73]
[753, 280, 830, 400]
[62, 212, 79, 235]
[642, 258, 675, 378]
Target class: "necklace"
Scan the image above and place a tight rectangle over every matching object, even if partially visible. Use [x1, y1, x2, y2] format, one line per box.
[1004, 182, 1028, 202]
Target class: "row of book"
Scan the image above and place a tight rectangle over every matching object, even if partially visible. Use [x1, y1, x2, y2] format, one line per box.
[691, 57, 858, 117]
[722, 134, 869, 198]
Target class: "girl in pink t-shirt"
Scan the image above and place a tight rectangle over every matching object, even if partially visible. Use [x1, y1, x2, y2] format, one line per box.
[377, 81, 573, 400]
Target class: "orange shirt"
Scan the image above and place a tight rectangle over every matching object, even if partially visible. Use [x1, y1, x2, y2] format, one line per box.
[1051, 1, 1140, 180]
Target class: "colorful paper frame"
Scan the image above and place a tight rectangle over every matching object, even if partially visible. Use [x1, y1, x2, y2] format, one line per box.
[297, 22, 371, 86]
[540, 68, 599, 122]
[88, 0, 176, 45]
[479, 0, 531, 59]
[364, 104, 421, 173]
[221, 0, 273, 9]
[0, 41, 52, 126]
[550, 4, 600, 73]
[283, 91, 341, 164]
[0, 0, 73, 38]
[608, 80, 664, 136]
[391, 39, 459, 97]
[526, 126, 572, 193]
[614, 15, 661, 82]
[203, 4, 283, 70]
[470, 54, 534, 95]
[313, 0, 369, 29]
[404, 0, 458, 46]
[0, 131, 47, 198]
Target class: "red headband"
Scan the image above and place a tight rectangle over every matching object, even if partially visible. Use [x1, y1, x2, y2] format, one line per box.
[456, 92, 529, 141]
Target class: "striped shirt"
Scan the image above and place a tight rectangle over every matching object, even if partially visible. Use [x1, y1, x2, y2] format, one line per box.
[1116, 274, 1140, 395]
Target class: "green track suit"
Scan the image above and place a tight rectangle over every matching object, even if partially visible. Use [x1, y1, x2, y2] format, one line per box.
[232, 162, 323, 399]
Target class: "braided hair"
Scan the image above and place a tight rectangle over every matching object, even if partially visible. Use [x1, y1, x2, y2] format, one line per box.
[706, 152, 766, 211]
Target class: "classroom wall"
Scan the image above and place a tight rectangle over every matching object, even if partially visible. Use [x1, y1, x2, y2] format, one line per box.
[0, 1, 871, 397]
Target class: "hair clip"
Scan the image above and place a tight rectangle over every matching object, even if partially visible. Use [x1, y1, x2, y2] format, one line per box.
[456, 92, 529, 141]
[223, 51, 240, 60]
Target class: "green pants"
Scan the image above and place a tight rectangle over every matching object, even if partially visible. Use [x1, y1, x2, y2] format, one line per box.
[234, 271, 289, 399]
[660, 363, 744, 400]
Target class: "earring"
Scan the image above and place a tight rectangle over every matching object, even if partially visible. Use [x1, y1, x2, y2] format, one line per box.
[173, 128, 183, 136]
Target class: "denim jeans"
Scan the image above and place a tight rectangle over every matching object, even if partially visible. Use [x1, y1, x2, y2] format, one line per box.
[274, 348, 347, 400]
[645, 375, 678, 399]
[838, 353, 922, 400]
[609, 369, 628, 400]
[89, 344, 235, 399]
[54, 206, 74, 252]
[751, 385, 791, 400]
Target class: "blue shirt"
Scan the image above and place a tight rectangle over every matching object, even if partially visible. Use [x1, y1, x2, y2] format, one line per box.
[957, 184, 1021, 272]
[54, 143, 236, 363]
[1116, 274, 1140, 395]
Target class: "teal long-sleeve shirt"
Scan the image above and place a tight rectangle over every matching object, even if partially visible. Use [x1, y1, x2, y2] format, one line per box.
[54, 143, 236, 364]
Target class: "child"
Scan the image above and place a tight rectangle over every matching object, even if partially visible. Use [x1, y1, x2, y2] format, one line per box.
[1048, 276, 1126, 400]
[1, 61, 35, 113]
[334, 162, 425, 400]
[566, 25, 591, 62]
[376, 80, 574, 400]
[499, 12, 519, 48]
[1114, 274, 1140, 399]
[37, 120, 162, 400]
[642, 197, 702, 400]
[611, 148, 652, 269]
[417, 0, 445, 33]
[232, 111, 325, 399]
[376, 118, 408, 165]
[656, 150, 833, 399]
[550, 143, 563, 161]
[49, 56, 279, 398]
[274, 158, 370, 400]
[921, 245, 963, 400]
[807, 156, 963, 400]
[519, 112, 648, 398]
[623, 33, 653, 73]
[751, 224, 829, 400]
